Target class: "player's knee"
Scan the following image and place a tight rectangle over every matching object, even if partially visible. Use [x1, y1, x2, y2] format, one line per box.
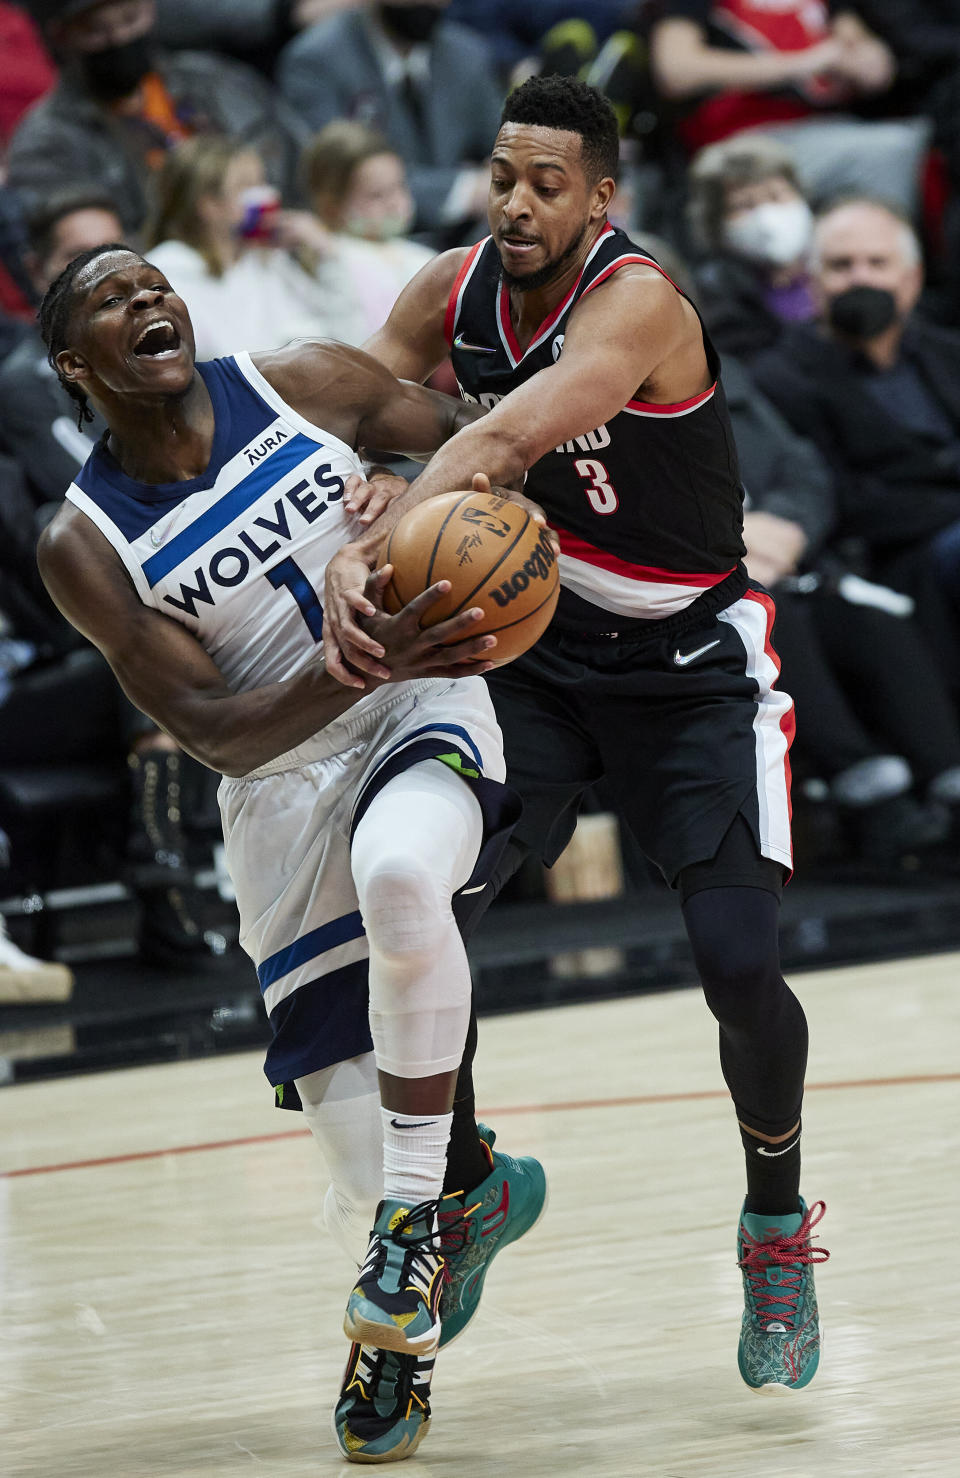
[697, 943, 782, 1028]
[356, 854, 452, 967]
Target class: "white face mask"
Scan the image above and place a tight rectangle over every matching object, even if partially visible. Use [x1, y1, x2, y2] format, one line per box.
[723, 199, 814, 267]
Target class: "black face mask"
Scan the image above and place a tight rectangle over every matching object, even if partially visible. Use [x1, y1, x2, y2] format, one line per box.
[78, 34, 153, 101]
[379, 5, 444, 44]
[828, 285, 898, 340]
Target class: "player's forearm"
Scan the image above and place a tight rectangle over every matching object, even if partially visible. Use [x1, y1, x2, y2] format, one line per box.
[137, 661, 372, 778]
[351, 421, 530, 568]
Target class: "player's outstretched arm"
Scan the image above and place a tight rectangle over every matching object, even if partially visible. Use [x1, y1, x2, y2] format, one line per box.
[37, 508, 496, 775]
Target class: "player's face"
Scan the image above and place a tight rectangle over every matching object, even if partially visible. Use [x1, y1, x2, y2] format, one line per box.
[489, 124, 613, 292]
[57, 250, 196, 402]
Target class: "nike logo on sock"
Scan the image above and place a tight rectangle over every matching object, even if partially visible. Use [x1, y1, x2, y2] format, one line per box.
[756, 1136, 801, 1157]
[390, 1118, 438, 1130]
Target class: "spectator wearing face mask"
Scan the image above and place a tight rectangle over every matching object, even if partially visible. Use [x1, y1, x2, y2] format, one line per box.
[301, 121, 435, 345]
[687, 135, 816, 359]
[754, 195, 960, 688]
[277, 1, 503, 242]
[8, 0, 304, 237]
[144, 136, 341, 359]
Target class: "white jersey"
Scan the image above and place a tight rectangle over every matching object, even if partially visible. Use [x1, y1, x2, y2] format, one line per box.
[65, 350, 385, 700]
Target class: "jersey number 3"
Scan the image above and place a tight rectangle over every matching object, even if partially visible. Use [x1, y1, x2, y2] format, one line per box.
[574, 457, 619, 515]
[267, 556, 324, 641]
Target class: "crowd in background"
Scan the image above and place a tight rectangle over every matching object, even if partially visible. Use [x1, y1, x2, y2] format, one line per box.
[5, 0, 960, 990]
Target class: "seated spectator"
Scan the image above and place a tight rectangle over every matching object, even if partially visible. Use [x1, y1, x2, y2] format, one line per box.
[0, 0, 56, 150]
[0, 187, 37, 345]
[753, 195, 960, 690]
[9, 0, 303, 236]
[302, 121, 435, 345]
[0, 185, 123, 507]
[649, 1, 931, 216]
[153, 0, 360, 75]
[688, 135, 816, 358]
[277, 1, 503, 242]
[144, 136, 344, 358]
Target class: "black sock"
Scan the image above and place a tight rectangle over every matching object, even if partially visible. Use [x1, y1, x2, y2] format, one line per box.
[740, 1119, 802, 1216]
[442, 1006, 490, 1195]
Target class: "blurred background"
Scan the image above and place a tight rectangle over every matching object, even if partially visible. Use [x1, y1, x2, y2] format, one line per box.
[5, 0, 960, 1086]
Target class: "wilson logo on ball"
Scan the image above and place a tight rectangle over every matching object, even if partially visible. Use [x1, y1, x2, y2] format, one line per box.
[488, 529, 557, 608]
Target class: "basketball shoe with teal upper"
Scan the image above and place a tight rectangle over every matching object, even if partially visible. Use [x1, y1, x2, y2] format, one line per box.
[333, 1342, 433, 1464]
[737, 1198, 829, 1390]
[438, 1123, 548, 1347]
[344, 1197, 449, 1356]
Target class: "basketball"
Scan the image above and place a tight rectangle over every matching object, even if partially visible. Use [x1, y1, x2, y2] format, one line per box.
[381, 490, 560, 665]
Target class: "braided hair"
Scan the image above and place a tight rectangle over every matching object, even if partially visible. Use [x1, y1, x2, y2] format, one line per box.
[38, 243, 139, 430]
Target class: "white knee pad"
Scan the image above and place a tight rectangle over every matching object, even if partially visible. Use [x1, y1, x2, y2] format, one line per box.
[351, 763, 482, 1079]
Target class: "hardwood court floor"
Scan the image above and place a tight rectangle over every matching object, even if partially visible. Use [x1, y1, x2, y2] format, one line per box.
[2, 951, 958, 1478]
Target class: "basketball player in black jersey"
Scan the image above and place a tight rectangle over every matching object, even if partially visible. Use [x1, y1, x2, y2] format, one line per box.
[325, 74, 829, 1395]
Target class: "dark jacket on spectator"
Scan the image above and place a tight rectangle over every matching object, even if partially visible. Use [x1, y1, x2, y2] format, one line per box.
[753, 319, 960, 553]
[693, 253, 789, 361]
[721, 354, 834, 554]
[7, 50, 304, 234]
[277, 12, 503, 233]
[0, 331, 102, 508]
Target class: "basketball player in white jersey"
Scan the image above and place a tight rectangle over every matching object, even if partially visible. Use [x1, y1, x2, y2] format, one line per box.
[36, 243, 547, 1463]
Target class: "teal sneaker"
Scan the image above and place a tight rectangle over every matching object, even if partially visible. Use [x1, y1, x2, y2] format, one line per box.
[737, 1198, 829, 1391]
[438, 1123, 547, 1348]
[333, 1342, 433, 1464]
[344, 1197, 447, 1356]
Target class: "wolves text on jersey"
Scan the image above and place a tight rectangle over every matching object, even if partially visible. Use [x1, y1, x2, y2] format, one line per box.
[163, 461, 345, 618]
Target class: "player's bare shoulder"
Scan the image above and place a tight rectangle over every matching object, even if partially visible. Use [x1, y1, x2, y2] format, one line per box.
[569, 258, 709, 396]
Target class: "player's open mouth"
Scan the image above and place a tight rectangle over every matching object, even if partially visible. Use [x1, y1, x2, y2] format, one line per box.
[133, 319, 181, 358]
[501, 235, 539, 253]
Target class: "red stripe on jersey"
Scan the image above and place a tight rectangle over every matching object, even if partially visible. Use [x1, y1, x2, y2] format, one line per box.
[625, 383, 717, 415]
[444, 239, 487, 347]
[744, 587, 795, 826]
[581, 253, 680, 298]
[556, 525, 735, 587]
[497, 224, 616, 364]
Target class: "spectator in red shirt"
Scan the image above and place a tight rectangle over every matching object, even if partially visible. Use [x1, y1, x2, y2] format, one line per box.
[650, 1, 930, 215]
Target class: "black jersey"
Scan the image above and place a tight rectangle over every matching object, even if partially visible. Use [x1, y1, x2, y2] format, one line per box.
[446, 224, 747, 626]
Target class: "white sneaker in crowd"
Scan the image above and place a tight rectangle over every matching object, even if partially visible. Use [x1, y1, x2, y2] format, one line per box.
[0, 916, 74, 1001]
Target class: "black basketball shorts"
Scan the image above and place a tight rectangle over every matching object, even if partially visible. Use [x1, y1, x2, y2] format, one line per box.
[484, 585, 793, 898]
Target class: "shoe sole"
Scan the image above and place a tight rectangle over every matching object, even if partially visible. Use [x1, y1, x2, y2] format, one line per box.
[331, 1410, 431, 1464]
[441, 1178, 550, 1350]
[343, 1310, 441, 1357]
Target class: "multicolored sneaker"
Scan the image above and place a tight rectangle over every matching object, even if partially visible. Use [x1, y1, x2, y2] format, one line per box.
[344, 1197, 450, 1356]
[438, 1123, 548, 1348]
[737, 1198, 829, 1391]
[333, 1342, 433, 1464]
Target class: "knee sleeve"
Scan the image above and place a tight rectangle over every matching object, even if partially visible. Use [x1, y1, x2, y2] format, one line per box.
[351, 764, 482, 1079]
[295, 1056, 381, 1265]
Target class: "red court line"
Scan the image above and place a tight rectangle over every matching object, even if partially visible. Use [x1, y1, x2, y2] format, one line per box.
[4, 1070, 958, 1180]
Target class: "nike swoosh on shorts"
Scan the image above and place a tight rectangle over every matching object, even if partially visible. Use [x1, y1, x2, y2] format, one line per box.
[673, 638, 721, 666]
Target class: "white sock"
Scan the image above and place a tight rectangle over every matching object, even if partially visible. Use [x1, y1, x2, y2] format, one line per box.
[382, 1108, 453, 1205]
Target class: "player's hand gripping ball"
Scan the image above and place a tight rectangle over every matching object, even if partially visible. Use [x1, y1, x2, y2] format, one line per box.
[381, 491, 559, 665]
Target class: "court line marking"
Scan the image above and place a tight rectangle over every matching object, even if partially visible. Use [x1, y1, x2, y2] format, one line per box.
[4, 1070, 957, 1180]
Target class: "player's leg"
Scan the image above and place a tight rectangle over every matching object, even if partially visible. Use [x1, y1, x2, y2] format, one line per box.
[678, 841, 828, 1392]
[343, 758, 483, 1355]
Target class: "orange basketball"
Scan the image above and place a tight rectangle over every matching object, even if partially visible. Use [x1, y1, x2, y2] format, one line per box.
[381, 490, 559, 665]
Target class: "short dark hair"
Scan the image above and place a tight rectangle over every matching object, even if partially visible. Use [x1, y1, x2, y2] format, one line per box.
[499, 74, 620, 185]
[27, 185, 122, 262]
[38, 243, 140, 428]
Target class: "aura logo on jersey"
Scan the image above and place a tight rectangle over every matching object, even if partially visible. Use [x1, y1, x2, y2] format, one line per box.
[162, 462, 345, 617]
[244, 426, 290, 466]
[488, 527, 557, 608]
